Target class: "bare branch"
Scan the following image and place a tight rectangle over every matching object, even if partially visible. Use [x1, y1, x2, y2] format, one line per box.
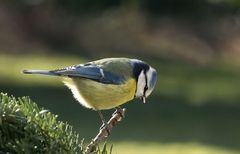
[85, 108, 126, 153]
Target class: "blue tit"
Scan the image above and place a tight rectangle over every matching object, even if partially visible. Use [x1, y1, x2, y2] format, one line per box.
[23, 58, 157, 123]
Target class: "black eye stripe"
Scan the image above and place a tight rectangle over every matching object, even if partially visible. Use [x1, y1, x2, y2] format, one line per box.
[132, 60, 150, 81]
[143, 71, 148, 96]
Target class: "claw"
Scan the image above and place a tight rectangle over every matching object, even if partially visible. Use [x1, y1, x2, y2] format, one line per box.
[100, 122, 110, 136]
[113, 107, 125, 121]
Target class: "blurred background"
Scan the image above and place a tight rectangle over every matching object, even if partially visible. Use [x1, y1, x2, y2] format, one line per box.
[1, 0, 240, 153]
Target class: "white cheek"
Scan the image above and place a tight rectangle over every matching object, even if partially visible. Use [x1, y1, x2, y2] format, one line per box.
[135, 71, 146, 97]
[145, 89, 153, 98]
[145, 67, 156, 97]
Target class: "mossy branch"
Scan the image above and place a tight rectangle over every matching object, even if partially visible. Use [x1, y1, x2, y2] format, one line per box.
[0, 92, 112, 154]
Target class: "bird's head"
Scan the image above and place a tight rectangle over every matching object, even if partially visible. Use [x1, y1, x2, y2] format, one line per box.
[131, 59, 157, 103]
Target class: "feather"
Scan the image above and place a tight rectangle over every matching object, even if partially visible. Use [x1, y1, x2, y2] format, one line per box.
[23, 64, 125, 84]
[22, 70, 59, 76]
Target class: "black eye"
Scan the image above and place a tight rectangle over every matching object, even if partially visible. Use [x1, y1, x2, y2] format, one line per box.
[143, 84, 148, 96]
[144, 85, 148, 91]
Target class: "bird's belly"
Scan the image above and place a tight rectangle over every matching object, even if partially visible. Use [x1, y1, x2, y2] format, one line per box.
[63, 78, 136, 110]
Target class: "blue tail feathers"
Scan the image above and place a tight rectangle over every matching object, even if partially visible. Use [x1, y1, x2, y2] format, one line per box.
[22, 70, 59, 76]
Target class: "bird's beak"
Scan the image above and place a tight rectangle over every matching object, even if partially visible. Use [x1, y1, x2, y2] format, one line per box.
[141, 96, 146, 103]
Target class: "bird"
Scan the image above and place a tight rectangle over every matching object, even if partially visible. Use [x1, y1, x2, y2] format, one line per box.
[23, 57, 157, 127]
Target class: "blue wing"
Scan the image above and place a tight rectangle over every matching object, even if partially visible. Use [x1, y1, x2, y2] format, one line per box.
[52, 64, 125, 84]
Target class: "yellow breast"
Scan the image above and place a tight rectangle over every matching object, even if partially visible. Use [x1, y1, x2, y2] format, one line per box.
[62, 77, 136, 110]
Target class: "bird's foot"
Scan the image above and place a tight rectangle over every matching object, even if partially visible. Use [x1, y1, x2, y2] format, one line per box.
[113, 107, 125, 121]
[100, 122, 110, 137]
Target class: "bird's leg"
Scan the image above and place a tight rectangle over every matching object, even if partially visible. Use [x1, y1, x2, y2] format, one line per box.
[97, 110, 110, 136]
[97, 110, 107, 128]
[86, 108, 126, 153]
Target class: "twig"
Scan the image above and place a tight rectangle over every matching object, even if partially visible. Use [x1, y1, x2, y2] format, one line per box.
[85, 108, 126, 153]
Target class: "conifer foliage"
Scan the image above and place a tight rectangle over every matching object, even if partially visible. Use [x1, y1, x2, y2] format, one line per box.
[0, 93, 83, 153]
[0, 93, 111, 153]
[0, 93, 112, 154]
